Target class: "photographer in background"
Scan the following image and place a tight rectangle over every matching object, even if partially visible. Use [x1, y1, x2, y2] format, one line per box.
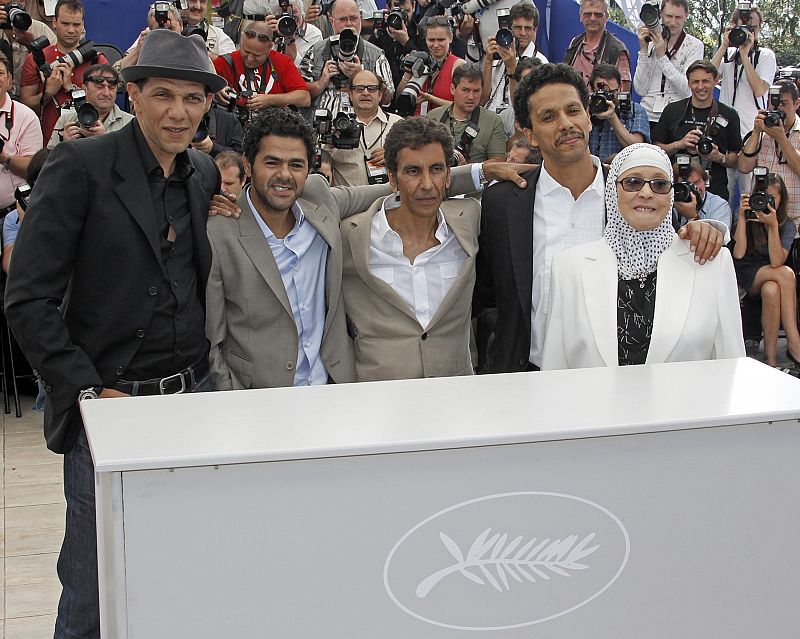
[369, 0, 420, 91]
[738, 81, 800, 232]
[48, 64, 133, 148]
[215, 150, 247, 197]
[633, 0, 704, 126]
[586, 64, 649, 163]
[300, 0, 394, 118]
[19, 0, 108, 146]
[711, 3, 776, 203]
[653, 59, 741, 200]
[190, 104, 245, 157]
[397, 16, 464, 115]
[0, 2, 55, 93]
[671, 157, 732, 229]
[120, 3, 184, 72]
[3, 147, 48, 273]
[426, 63, 506, 167]
[329, 70, 401, 186]
[483, 2, 547, 115]
[183, 0, 236, 59]
[213, 19, 310, 124]
[263, 0, 323, 66]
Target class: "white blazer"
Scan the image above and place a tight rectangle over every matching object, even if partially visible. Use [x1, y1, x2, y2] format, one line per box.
[542, 236, 745, 370]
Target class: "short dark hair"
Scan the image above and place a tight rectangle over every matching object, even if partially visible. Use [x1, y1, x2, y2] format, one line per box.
[452, 62, 482, 88]
[509, 137, 540, 163]
[513, 63, 589, 129]
[55, 0, 84, 19]
[778, 80, 799, 102]
[589, 63, 621, 87]
[660, 0, 689, 13]
[215, 151, 245, 179]
[514, 56, 542, 80]
[510, 1, 539, 26]
[0, 54, 11, 77]
[84, 63, 119, 83]
[243, 107, 316, 167]
[686, 59, 719, 80]
[384, 116, 454, 174]
[27, 148, 50, 187]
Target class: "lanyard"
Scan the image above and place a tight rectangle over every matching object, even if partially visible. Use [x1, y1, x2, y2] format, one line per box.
[731, 47, 764, 109]
[360, 118, 387, 156]
[244, 60, 273, 94]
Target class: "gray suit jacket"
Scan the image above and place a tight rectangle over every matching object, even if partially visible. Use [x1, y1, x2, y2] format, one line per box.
[341, 196, 480, 381]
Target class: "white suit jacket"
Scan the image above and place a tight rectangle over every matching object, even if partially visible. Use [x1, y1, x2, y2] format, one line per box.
[542, 236, 745, 370]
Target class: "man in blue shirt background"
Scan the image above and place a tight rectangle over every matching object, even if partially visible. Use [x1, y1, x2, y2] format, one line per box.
[671, 157, 732, 230]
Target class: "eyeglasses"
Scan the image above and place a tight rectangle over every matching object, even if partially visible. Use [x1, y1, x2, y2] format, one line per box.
[581, 11, 606, 18]
[351, 84, 380, 93]
[243, 29, 271, 43]
[617, 177, 673, 194]
[424, 16, 452, 27]
[84, 76, 120, 87]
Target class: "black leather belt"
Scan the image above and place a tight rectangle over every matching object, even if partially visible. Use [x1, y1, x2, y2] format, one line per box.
[243, 13, 267, 20]
[114, 357, 210, 396]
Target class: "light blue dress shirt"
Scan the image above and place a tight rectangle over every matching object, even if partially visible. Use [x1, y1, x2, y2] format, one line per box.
[247, 188, 329, 386]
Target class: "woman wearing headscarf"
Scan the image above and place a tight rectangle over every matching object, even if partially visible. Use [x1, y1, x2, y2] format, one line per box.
[542, 143, 745, 370]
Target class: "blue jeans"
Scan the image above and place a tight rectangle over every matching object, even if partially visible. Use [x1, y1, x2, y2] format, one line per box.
[54, 371, 213, 639]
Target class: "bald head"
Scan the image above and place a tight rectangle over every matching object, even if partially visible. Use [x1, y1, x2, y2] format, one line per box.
[330, 0, 361, 34]
[349, 69, 382, 118]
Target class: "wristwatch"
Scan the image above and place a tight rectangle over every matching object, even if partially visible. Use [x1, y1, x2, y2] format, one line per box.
[477, 163, 489, 187]
[78, 386, 103, 401]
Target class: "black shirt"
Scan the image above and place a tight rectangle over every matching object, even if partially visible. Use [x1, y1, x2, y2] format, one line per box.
[652, 97, 742, 200]
[617, 272, 657, 366]
[124, 122, 208, 380]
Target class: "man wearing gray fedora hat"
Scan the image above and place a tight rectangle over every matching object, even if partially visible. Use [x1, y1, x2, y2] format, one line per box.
[5, 29, 227, 639]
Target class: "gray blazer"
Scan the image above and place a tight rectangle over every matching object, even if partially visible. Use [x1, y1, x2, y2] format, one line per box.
[341, 196, 480, 382]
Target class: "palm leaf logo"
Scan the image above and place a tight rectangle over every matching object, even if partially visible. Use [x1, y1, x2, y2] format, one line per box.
[416, 528, 599, 599]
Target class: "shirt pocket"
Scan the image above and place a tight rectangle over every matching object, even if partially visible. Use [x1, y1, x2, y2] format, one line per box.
[373, 267, 394, 285]
[439, 261, 462, 280]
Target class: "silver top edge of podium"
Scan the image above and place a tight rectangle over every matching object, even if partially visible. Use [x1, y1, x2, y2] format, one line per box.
[81, 358, 800, 473]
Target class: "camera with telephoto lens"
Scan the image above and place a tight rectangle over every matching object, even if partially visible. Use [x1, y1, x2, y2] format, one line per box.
[697, 114, 728, 156]
[70, 88, 99, 129]
[747, 166, 774, 218]
[763, 84, 786, 128]
[333, 28, 359, 63]
[153, 1, 171, 28]
[372, 10, 386, 31]
[386, 4, 407, 30]
[39, 39, 97, 79]
[182, 18, 209, 40]
[312, 102, 362, 151]
[495, 8, 513, 48]
[588, 87, 614, 117]
[0, 2, 31, 30]
[277, 0, 297, 37]
[29, 35, 48, 69]
[453, 123, 479, 164]
[672, 153, 700, 206]
[225, 88, 253, 126]
[729, 1, 755, 47]
[396, 50, 438, 116]
[639, 1, 669, 43]
[14, 183, 31, 211]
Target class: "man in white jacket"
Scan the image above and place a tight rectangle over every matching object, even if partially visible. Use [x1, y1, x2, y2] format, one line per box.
[632, 0, 704, 125]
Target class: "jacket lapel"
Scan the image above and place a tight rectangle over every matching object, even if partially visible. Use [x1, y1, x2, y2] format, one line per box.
[426, 204, 476, 331]
[646, 237, 694, 364]
[236, 192, 294, 320]
[186, 152, 215, 288]
[507, 167, 540, 325]
[113, 128, 166, 278]
[348, 201, 419, 324]
[579, 242, 619, 367]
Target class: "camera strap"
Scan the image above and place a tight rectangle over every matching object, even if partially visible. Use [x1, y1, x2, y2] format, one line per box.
[731, 46, 764, 109]
[659, 30, 686, 94]
[439, 104, 480, 134]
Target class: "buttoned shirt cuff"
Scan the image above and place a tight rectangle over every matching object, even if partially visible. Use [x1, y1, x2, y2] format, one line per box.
[700, 218, 731, 244]
[470, 163, 482, 190]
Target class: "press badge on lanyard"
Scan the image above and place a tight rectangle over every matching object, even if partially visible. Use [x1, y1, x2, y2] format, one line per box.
[365, 157, 388, 184]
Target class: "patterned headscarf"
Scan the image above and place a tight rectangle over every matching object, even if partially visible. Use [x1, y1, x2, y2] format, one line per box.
[603, 143, 676, 281]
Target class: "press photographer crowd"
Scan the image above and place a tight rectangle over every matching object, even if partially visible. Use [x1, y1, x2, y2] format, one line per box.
[0, 0, 799, 634]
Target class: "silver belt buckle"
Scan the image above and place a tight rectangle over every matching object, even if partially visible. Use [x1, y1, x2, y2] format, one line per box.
[159, 371, 187, 395]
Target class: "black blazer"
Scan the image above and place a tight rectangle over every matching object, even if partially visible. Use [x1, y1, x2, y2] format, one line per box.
[475, 164, 610, 374]
[4, 122, 220, 453]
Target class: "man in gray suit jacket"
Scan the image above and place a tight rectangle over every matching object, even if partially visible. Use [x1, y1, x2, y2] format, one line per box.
[206, 109, 524, 390]
[341, 117, 480, 381]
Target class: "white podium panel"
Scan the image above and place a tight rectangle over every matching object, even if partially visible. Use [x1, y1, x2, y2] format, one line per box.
[83, 358, 800, 638]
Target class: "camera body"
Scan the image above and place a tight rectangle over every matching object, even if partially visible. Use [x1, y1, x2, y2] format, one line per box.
[312, 107, 362, 151]
[729, 1, 755, 47]
[763, 85, 786, 128]
[495, 8, 513, 48]
[0, 2, 31, 30]
[588, 88, 614, 117]
[616, 92, 632, 119]
[332, 28, 359, 63]
[672, 153, 701, 208]
[70, 88, 99, 129]
[14, 183, 30, 211]
[747, 166, 774, 218]
[697, 114, 728, 156]
[386, 6, 407, 30]
[153, 1, 171, 28]
[396, 50, 437, 116]
[39, 39, 97, 79]
[277, 0, 298, 37]
[639, 1, 670, 42]
[453, 123, 479, 164]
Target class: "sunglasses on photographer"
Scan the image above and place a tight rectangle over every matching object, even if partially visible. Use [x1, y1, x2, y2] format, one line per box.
[84, 76, 120, 87]
[243, 29, 271, 43]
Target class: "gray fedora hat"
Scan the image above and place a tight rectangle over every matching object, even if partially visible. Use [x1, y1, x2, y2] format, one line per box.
[121, 29, 227, 93]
